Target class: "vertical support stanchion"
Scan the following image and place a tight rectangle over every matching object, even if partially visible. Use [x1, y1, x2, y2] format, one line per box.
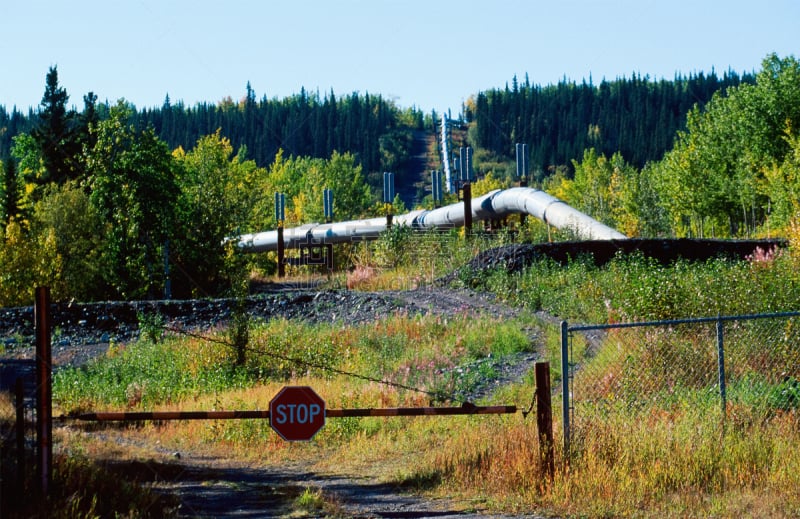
[277, 224, 285, 278]
[560, 320, 570, 462]
[717, 316, 727, 418]
[463, 182, 472, 238]
[323, 188, 334, 224]
[275, 192, 286, 278]
[459, 146, 473, 238]
[15, 378, 25, 495]
[535, 362, 555, 483]
[383, 172, 395, 230]
[35, 286, 52, 499]
[278, 222, 286, 278]
[516, 143, 528, 226]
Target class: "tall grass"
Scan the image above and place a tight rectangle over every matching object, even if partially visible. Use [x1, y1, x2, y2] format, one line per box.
[47, 238, 800, 517]
[54, 311, 533, 414]
[477, 249, 800, 323]
[54, 335, 250, 412]
[392, 395, 799, 517]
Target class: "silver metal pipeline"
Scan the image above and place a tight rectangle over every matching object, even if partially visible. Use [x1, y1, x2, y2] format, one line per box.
[236, 187, 627, 253]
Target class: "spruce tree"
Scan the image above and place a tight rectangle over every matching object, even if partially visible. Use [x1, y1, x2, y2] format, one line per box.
[30, 66, 82, 185]
[1, 157, 21, 224]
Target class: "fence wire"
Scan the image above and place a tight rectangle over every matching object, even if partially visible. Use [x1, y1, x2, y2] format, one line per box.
[165, 325, 472, 405]
[564, 312, 800, 450]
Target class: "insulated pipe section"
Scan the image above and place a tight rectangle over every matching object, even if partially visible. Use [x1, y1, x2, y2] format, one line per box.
[486, 188, 627, 240]
[238, 211, 426, 253]
[414, 188, 626, 240]
[236, 188, 626, 253]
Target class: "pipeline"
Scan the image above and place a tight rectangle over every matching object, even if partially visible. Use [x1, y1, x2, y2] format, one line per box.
[236, 187, 626, 253]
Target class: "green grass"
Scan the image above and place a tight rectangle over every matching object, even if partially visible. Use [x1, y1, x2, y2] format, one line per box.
[473, 250, 800, 323]
[54, 311, 534, 413]
[44, 239, 800, 518]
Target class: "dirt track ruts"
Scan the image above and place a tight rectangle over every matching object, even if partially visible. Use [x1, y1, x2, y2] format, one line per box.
[2, 285, 545, 518]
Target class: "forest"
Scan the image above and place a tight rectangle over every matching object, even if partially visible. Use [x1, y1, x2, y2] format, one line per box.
[466, 69, 754, 171]
[1, 53, 799, 305]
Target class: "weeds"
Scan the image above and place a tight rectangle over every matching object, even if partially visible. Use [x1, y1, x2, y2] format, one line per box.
[472, 249, 800, 323]
[43, 238, 800, 517]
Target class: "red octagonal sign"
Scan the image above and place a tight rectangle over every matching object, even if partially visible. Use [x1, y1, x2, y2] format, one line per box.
[269, 386, 326, 441]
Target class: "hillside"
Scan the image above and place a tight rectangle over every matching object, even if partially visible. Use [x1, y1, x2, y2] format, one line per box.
[2, 70, 753, 180]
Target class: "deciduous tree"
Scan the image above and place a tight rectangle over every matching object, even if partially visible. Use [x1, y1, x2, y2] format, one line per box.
[87, 101, 178, 299]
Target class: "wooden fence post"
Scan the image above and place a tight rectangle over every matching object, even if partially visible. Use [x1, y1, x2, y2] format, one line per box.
[16, 378, 25, 495]
[35, 286, 52, 499]
[535, 361, 555, 483]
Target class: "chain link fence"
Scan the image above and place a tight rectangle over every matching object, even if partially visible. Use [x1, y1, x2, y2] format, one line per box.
[561, 312, 800, 454]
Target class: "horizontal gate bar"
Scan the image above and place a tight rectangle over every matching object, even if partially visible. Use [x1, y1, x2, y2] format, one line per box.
[328, 405, 516, 417]
[71, 404, 517, 422]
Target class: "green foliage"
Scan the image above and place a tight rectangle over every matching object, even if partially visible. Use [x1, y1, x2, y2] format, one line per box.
[87, 101, 179, 299]
[54, 312, 532, 413]
[172, 130, 265, 297]
[471, 248, 800, 324]
[54, 337, 248, 411]
[265, 149, 372, 225]
[379, 128, 412, 172]
[762, 128, 800, 231]
[137, 311, 166, 344]
[307, 150, 372, 221]
[29, 66, 86, 186]
[0, 219, 61, 306]
[246, 319, 341, 380]
[0, 158, 21, 224]
[469, 70, 753, 172]
[10, 132, 44, 218]
[470, 171, 508, 198]
[31, 182, 105, 300]
[139, 88, 408, 175]
[657, 54, 800, 237]
[373, 224, 413, 268]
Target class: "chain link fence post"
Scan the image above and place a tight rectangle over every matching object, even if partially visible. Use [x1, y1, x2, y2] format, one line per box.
[560, 320, 570, 461]
[717, 315, 727, 419]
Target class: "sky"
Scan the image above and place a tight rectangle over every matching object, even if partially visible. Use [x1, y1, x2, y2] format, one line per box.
[2, 0, 799, 116]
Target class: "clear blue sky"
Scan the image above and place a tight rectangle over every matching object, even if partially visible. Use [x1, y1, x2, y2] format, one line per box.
[2, 0, 798, 116]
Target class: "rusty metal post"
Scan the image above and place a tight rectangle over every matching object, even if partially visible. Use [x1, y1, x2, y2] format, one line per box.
[535, 361, 555, 483]
[277, 224, 285, 278]
[462, 182, 472, 238]
[35, 286, 52, 498]
[16, 378, 25, 494]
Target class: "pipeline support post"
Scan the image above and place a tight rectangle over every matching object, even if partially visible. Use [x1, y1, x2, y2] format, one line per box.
[277, 223, 285, 278]
[462, 182, 472, 238]
[275, 192, 286, 278]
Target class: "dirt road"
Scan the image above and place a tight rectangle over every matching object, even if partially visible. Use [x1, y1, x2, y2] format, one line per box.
[3, 285, 546, 517]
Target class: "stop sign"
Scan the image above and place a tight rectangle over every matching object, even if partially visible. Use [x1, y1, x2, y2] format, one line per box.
[269, 386, 326, 441]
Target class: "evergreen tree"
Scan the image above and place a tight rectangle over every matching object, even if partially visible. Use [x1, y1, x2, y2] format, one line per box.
[78, 92, 99, 153]
[1, 157, 21, 224]
[30, 66, 82, 185]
